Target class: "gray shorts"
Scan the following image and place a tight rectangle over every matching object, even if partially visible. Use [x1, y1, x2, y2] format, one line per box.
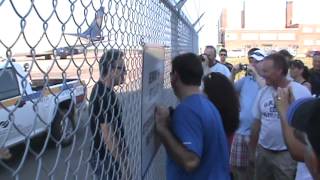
[254, 145, 296, 180]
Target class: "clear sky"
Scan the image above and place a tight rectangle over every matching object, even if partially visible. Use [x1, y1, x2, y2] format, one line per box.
[0, 0, 319, 57]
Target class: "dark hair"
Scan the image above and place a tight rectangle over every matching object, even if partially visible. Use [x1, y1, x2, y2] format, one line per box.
[248, 48, 260, 56]
[99, 49, 124, 77]
[205, 45, 215, 49]
[205, 45, 216, 53]
[306, 99, 320, 161]
[278, 49, 294, 60]
[290, 59, 310, 80]
[172, 53, 203, 86]
[313, 51, 320, 57]
[203, 72, 240, 136]
[264, 53, 289, 76]
[219, 48, 227, 55]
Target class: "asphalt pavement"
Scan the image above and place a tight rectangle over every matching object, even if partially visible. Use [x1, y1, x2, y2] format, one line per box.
[0, 106, 94, 180]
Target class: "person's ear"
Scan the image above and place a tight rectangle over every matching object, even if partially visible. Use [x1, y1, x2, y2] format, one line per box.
[170, 71, 179, 83]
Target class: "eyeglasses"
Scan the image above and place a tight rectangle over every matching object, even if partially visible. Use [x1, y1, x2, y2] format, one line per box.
[112, 65, 126, 73]
[219, 53, 227, 56]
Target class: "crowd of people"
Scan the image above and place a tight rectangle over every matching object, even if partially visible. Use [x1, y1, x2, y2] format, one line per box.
[156, 46, 320, 180]
[1, 46, 319, 180]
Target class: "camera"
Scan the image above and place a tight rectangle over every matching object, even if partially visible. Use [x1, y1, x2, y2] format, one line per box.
[239, 64, 248, 71]
[199, 54, 207, 62]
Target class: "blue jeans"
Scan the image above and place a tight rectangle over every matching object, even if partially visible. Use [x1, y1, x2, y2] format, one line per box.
[90, 152, 122, 180]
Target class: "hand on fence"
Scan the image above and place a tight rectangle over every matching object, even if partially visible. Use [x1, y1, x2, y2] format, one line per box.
[0, 148, 11, 160]
[155, 106, 171, 133]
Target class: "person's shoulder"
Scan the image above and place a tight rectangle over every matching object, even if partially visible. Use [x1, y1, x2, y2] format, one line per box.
[178, 94, 211, 111]
[310, 68, 320, 75]
[241, 75, 253, 81]
[226, 62, 233, 68]
[218, 62, 229, 70]
[289, 81, 312, 97]
[259, 85, 270, 92]
[181, 94, 206, 105]
[256, 86, 271, 97]
[290, 81, 305, 88]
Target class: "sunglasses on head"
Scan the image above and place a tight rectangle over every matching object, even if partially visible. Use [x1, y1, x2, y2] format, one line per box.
[251, 51, 264, 57]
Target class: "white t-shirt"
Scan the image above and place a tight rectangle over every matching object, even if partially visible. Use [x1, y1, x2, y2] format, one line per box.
[296, 162, 313, 180]
[209, 62, 231, 79]
[252, 81, 311, 150]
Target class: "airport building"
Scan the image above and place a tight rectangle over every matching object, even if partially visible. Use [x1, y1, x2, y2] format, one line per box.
[218, 0, 320, 57]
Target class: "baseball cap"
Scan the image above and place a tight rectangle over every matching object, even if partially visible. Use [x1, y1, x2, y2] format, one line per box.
[287, 97, 320, 158]
[313, 51, 320, 57]
[249, 50, 266, 61]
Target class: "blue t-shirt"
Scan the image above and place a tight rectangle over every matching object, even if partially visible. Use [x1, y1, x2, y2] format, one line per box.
[234, 76, 260, 135]
[167, 94, 230, 180]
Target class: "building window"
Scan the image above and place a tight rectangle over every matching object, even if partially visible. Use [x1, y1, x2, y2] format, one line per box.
[278, 33, 295, 40]
[303, 27, 313, 33]
[259, 33, 277, 40]
[304, 40, 314, 46]
[225, 33, 238, 40]
[241, 33, 259, 40]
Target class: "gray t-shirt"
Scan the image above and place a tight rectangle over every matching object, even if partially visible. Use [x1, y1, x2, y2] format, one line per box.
[252, 81, 311, 150]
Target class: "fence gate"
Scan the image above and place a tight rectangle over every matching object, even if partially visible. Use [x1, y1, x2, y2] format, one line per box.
[0, 0, 198, 179]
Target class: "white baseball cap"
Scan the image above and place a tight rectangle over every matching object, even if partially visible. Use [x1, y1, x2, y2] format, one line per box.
[249, 50, 266, 61]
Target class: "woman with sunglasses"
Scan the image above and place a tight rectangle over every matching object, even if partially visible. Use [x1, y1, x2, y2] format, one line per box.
[290, 60, 312, 91]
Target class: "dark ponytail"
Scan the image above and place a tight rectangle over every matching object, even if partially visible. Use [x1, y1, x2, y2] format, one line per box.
[302, 66, 310, 81]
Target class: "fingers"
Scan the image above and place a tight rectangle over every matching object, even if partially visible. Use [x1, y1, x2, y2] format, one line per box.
[288, 86, 295, 103]
[0, 148, 11, 159]
[277, 87, 289, 99]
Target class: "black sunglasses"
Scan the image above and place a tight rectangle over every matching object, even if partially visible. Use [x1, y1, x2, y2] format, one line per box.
[112, 65, 126, 72]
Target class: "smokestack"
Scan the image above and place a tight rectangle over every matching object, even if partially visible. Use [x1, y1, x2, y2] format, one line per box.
[241, 0, 245, 28]
[286, 1, 293, 28]
[220, 8, 227, 29]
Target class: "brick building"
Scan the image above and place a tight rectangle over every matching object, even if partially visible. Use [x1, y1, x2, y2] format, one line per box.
[218, 1, 320, 57]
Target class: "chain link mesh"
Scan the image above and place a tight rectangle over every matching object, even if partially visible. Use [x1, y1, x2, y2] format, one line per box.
[0, 0, 198, 179]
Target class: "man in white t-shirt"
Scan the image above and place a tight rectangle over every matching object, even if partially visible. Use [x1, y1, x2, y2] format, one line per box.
[250, 53, 311, 180]
[202, 45, 231, 79]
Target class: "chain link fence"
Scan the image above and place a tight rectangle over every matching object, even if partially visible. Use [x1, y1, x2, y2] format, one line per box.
[0, 0, 198, 179]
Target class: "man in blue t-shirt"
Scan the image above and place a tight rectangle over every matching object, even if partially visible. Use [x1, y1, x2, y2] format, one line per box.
[155, 53, 230, 180]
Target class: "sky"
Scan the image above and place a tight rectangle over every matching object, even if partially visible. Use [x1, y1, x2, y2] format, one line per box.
[0, 0, 319, 57]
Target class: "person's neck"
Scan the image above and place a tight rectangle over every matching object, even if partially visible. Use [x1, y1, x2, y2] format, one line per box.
[273, 77, 290, 89]
[99, 76, 113, 89]
[209, 59, 217, 67]
[294, 76, 306, 84]
[177, 85, 201, 101]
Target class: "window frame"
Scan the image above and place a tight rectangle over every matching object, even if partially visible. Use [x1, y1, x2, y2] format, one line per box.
[0, 67, 21, 101]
